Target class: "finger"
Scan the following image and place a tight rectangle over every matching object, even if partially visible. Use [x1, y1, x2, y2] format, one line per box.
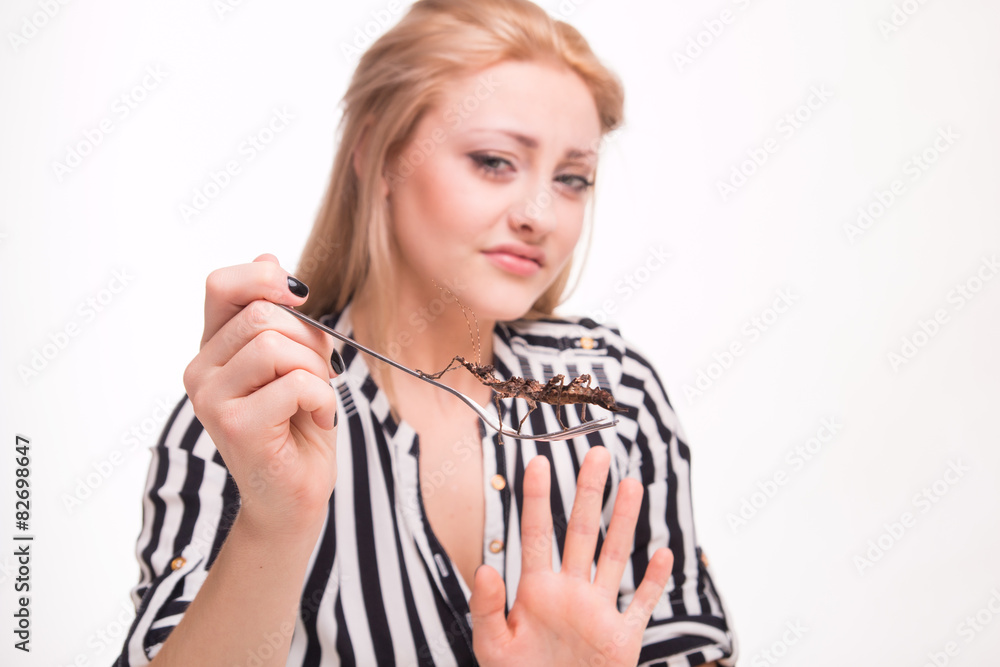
[201, 255, 310, 348]
[594, 477, 643, 598]
[243, 368, 339, 433]
[197, 299, 335, 375]
[623, 548, 673, 633]
[561, 446, 611, 580]
[520, 455, 553, 575]
[211, 329, 334, 400]
[469, 565, 511, 654]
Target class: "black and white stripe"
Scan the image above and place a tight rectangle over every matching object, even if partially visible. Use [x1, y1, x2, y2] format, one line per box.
[115, 307, 737, 666]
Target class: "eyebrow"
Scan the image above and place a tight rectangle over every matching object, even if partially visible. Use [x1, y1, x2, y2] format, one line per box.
[466, 128, 597, 161]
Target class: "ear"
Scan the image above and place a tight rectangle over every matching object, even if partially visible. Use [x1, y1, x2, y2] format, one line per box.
[352, 119, 391, 199]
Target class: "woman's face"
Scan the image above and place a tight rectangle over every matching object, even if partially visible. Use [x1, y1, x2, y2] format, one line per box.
[382, 59, 603, 322]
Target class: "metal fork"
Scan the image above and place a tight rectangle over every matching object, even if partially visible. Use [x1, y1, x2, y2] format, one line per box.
[277, 304, 619, 442]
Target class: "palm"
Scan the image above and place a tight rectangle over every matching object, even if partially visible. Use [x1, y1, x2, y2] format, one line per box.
[470, 448, 673, 667]
[234, 406, 338, 522]
[502, 571, 642, 664]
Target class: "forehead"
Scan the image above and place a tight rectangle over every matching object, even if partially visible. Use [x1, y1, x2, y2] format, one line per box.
[430, 59, 603, 150]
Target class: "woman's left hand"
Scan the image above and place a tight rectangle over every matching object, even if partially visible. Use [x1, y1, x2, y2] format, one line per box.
[469, 446, 674, 667]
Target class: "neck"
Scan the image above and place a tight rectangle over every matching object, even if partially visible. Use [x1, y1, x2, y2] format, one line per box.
[351, 279, 497, 400]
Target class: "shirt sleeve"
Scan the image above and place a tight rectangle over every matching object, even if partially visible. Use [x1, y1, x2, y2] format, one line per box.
[113, 396, 241, 666]
[615, 346, 738, 667]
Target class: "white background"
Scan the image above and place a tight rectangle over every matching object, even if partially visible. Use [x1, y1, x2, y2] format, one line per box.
[2, 0, 999, 665]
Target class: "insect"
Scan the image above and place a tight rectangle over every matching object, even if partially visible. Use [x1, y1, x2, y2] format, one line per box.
[423, 282, 626, 436]
[420, 355, 627, 434]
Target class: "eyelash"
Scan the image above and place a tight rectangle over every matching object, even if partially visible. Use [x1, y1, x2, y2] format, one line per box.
[470, 154, 594, 192]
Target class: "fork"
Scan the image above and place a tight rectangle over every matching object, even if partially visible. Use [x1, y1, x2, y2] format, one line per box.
[276, 304, 619, 442]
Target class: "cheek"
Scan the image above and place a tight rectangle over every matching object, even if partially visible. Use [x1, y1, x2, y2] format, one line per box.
[405, 162, 486, 239]
[391, 173, 448, 251]
[553, 209, 586, 263]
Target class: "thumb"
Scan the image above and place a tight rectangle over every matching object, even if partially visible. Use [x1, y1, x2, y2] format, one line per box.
[468, 565, 510, 651]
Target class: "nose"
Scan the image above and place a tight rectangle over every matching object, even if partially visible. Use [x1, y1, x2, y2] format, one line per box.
[509, 183, 557, 238]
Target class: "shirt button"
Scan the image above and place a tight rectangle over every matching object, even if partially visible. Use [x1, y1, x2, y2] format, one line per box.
[491, 474, 506, 491]
[170, 557, 186, 571]
[580, 336, 595, 350]
[488, 539, 504, 554]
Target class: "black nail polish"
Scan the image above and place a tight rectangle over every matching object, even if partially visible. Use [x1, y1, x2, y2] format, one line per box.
[287, 276, 309, 298]
[330, 348, 345, 375]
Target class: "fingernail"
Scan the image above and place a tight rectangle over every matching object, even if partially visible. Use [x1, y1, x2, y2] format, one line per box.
[287, 276, 309, 298]
[330, 348, 345, 375]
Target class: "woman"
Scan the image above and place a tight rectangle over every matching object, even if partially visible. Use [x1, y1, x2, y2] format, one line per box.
[115, 0, 736, 665]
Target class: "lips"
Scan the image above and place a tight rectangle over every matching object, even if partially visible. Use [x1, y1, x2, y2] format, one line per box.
[482, 244, 546, 277]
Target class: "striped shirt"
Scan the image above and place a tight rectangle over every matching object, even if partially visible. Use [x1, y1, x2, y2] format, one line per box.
[115, 305, 738, 666]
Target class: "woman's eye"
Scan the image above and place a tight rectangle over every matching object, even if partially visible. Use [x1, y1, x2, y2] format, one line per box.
[470, 154, 593, 193]
[556, 174, 595, 192]
[470, 154, 513, 175]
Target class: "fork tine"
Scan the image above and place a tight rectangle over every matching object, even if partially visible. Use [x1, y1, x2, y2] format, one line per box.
[525, 417, 618, 441]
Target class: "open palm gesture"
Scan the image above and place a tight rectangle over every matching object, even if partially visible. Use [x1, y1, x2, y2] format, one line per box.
[469, 446, 674, 667]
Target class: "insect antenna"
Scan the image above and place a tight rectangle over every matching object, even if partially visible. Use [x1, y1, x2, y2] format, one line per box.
[434, 279, 482, 365]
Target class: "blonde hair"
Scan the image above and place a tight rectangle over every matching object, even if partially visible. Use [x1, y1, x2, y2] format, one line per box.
[296, 0, 624, 342]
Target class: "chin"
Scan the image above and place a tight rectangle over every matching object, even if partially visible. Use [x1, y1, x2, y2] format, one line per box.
[464, 283, 551, 322]
[493, 303, 541, 322]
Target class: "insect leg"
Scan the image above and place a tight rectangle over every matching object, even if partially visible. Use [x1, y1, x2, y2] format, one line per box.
[419, 355, 464, 380]
[494, 394, 504, 447]
[555, 385, 567, 429]
[517, 398, 536, 434]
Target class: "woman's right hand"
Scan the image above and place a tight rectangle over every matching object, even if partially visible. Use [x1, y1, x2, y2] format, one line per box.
[182, 254, 341, 537]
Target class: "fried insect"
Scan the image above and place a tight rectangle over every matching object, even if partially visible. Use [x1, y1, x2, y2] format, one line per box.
[420, 355, 627, 434]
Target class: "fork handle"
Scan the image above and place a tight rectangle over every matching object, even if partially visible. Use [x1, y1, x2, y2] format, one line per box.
[275, 304, 427, 380]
